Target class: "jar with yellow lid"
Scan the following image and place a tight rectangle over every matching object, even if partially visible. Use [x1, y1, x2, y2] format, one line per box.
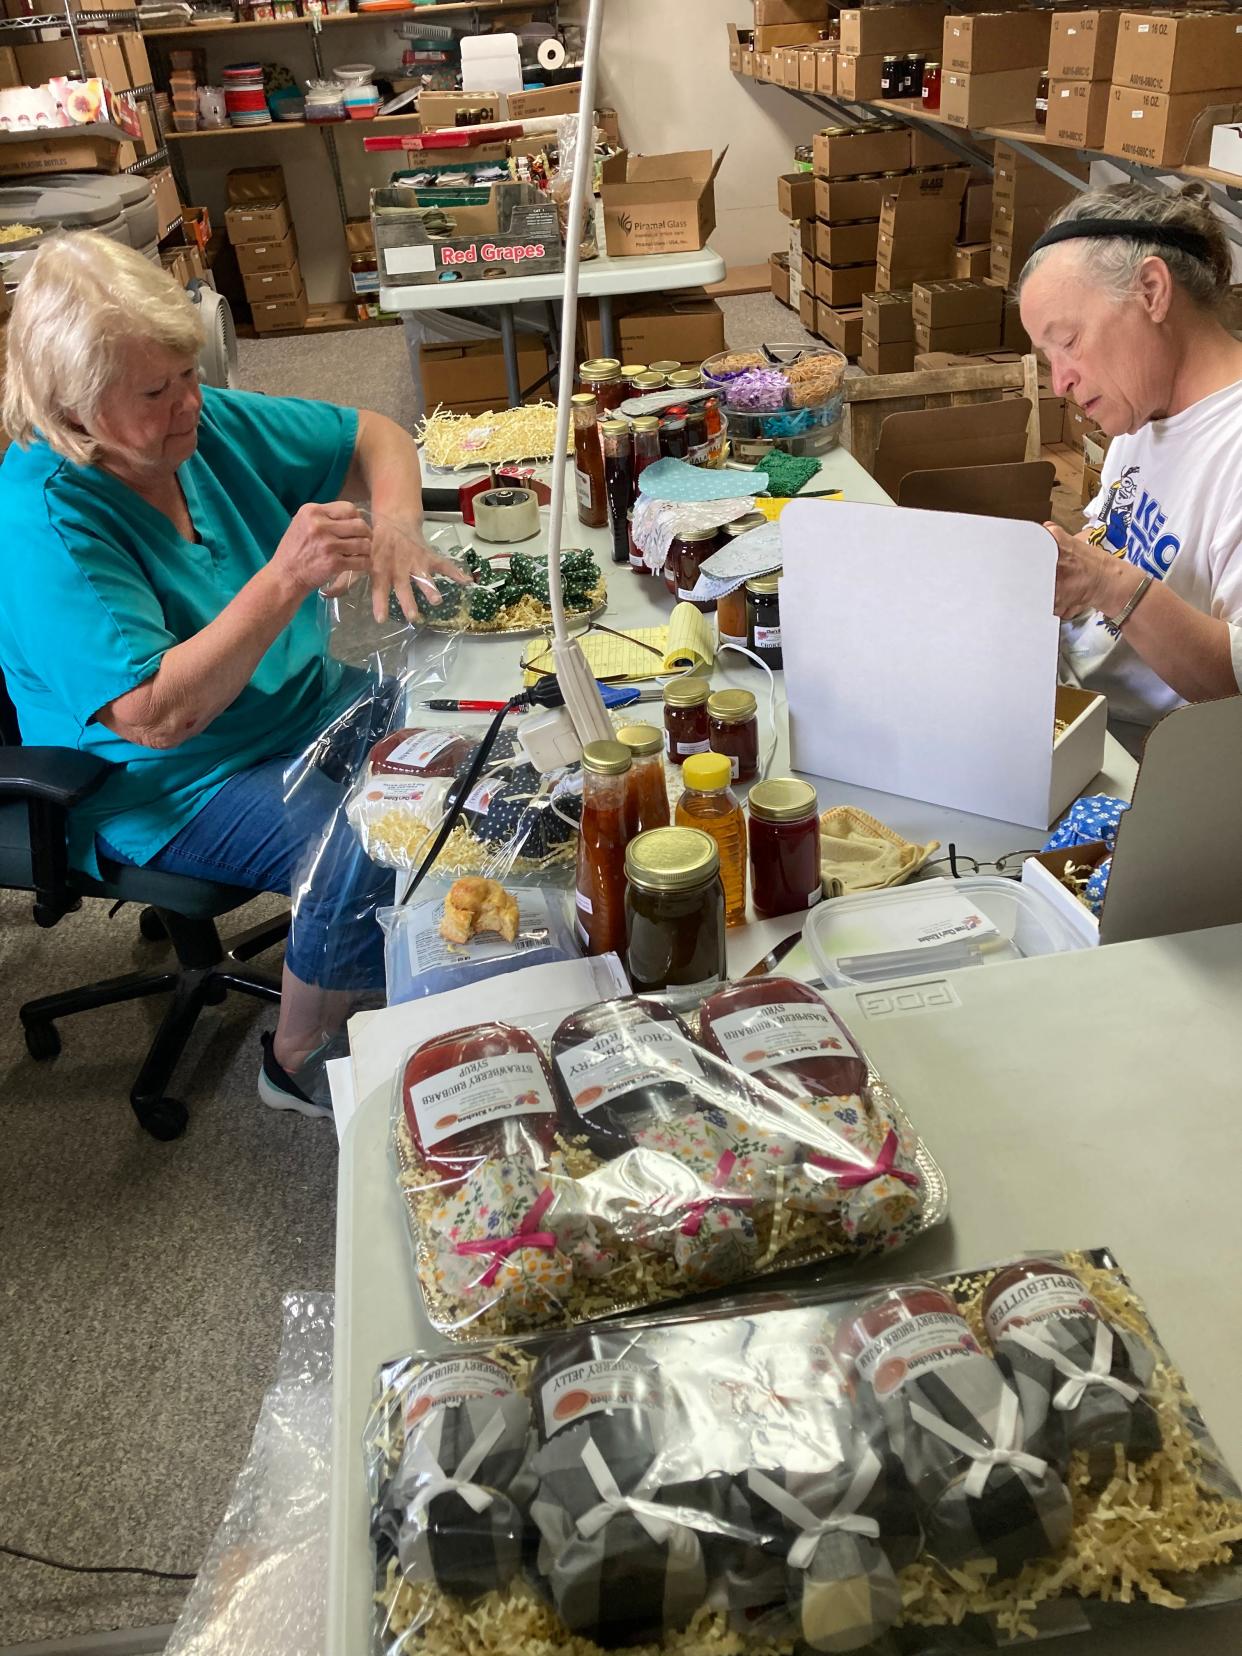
[631, 370, 668, 393]
[748, 777, 821, 920]
[746, 572, 782, 669]
[624, 826, 726, 1004]
[663, 675, 711, 765]
[615, 722, 670, 835]
[708, 688, 759, 784]
[675, 751, 746, 925]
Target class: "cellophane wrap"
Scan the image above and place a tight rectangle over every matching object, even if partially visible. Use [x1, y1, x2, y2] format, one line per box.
[364, 1250, 1242, 1656]
[377, 882, 575, 1005]
[164, 1293, 333, 1656]
[390, 977, 947, 1340]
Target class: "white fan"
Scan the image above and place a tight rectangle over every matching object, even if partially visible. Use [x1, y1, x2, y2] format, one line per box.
[190, 280, 238, 389]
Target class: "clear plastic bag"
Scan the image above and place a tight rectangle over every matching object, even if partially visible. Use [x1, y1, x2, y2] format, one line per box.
[390, 976, 947, 1340]
[164, 1293, 333, 1656]
[378, 881, 575, 1005]
[364, 1250, 1242, 1656]
[548, 113, 599, 261]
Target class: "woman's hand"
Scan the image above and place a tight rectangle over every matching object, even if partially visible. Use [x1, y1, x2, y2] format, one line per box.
[368, 513, 473, 624]
[1043, 522, 1136, 621]
[272, 501, 373, 598]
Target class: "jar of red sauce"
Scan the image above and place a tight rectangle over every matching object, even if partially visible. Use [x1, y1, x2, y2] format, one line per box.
[370, 727, 474, 777]
[834, 1283, 983, 1397]
[698, 976, 867, 1103]
[707, 689, 759, 784]
[401, 1021, 559, 1179]
[615, 722, 671, 835]
[983, 1260, 1101, 1344]
[670, 526, 721, 611]
[663, 675, 711, 765]
[747, 777, 821, 919]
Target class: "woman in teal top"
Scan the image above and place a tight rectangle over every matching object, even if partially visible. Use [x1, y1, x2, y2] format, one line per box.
[0, 231, 466, 1114]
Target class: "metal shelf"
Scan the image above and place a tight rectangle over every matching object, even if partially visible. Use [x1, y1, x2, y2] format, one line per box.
[164, 109, 423, 137]
[142, 0, 553, 37]
[0, 9, 139, 27]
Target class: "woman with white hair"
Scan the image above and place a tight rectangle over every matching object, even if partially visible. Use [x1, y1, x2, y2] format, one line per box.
[0, 231, 466, 1115]
[1019, 182, 1242, 745]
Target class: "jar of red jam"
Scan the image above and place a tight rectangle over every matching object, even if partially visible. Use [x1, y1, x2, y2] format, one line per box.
[670, 526, 721, 611]
[833, 1283, 983, 1396]
[747, 777, 821, 919]
[370, 727, 474, 777]
[550, 997, 705, 1157]
[531, 1326, 664, 1448]
[663, 675, 711, 765]
[401, 1021, 559, 1179]
[707, 689, 759, 784]
[983, 1260, 1102, 1344]
[699, 976, 867, 1104]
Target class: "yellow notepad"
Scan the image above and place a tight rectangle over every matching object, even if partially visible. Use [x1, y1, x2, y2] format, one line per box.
[521, 602, 716, 685]
[754, 490, 843, 519]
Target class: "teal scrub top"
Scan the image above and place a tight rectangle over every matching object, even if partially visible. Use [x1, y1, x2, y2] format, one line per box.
[0, 385, 361, 878]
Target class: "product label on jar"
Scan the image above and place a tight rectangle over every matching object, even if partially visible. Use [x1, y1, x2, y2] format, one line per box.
[754, 625, 782, 649]
[359, 775, 442, 810]
[718, 631, 748, 649]
[676, 585, 701, 602]
[555, 1024, 704, 1113]
[464, 777, 499, 815]
[383, 731, 458, 771]
[403, 1358, 515, 1429]
[709, 1002, 849, 1074]
[676, 738, 711, 758]
[575, 889, 593, 914]
[409, 1051, 555, 1150]
[807, 887, 822, 908]
[574, 467, 593, 512]
[540, 1359, 662, 1437]
[855, 1311, 983, 1398]
[985, 1272, 1099, 1342]
[726, 754, 740, 780]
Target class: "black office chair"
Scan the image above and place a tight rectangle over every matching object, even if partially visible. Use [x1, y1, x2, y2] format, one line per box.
[0, 672, 287, 1141]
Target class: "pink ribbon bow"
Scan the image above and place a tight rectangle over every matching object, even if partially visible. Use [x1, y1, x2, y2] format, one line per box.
[807, 1128, 920, 1192]
[454, 1185, 557, 1287]
[681, 1149, 754, 1238]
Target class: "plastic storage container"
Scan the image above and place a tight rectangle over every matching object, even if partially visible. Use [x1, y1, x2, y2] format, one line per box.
[805, 875, 1087, 988]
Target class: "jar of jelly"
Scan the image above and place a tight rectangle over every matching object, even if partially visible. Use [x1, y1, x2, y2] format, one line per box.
[578, 357, 624, 414]
[707, 688, 759, 784]
[627, 508, 646, 575]
[747, 777, 821, 919]
[670, 526, 721, 611]
[631, 370, 668, 394]
[370, 727, 475, 777]
[663, 675, 711, 764]
[401, 1021, 559, 1178]
[549, 997, 704, 1157]
[745, 573, 782, 668]
[922, 59, 941, 112]
[620, 362, 648, 394]
[624, 826, 726, 1006]
[649, 359, 681, 378]
[880, 54, 899, 97]
[1035, 69, 1050, 126]
[659, 415, 689, 460]
[716, 583, 748, 654]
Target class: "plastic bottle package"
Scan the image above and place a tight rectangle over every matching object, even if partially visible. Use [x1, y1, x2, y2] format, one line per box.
[389, 976, 948, 1340]
[364, 1250, 1242, 1656]
[164, 1293, 333, 1656]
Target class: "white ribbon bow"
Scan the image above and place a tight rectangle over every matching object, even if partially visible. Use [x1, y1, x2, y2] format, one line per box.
[747, 1445, 882, 1570]
[1003, 1321, 1141, 1413]
[575, 1436, 672, 1545]
[910, 1387, 1047, 1500]
[408, 1407, 507, 1519]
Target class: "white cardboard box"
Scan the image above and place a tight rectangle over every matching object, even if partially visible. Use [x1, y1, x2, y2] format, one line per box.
[1208, 121, 1242, 176]
[1021, 846, 1103, 948]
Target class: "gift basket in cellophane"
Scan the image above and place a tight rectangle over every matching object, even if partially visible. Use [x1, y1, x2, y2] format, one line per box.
[390, 976, 949, 1340]
[364, 1248, 1242, 1656]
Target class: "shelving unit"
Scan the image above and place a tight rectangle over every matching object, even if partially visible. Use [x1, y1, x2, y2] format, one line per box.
[144, 0, 558, 38]
[164, 111, 424, 138]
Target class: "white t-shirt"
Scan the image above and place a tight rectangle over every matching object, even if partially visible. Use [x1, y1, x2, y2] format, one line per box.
[1060, 375, 1242, 726]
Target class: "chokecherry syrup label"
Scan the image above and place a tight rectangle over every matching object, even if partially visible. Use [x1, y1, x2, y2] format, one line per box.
[555, 1023, 703, 1114]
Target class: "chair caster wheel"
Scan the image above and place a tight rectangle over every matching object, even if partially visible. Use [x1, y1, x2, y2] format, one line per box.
[133, 1096, 188, 1141]
[23, 1019, 61, 1061]
[203, 979, 227, 1006]
[138, 907, 167, 942]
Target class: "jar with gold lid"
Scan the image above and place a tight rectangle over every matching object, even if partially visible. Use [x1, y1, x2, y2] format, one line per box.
[708, 687, 759, 784]
[624, 826, 726, 1004]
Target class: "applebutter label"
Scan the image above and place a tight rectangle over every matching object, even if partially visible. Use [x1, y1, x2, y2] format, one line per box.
[540, 1360, 662, 1436]
[554, 1024, 703, 1113]
[856, 1311, 983, 1397]
[410, 1052, 554, 1149]
[383, 731, 458, 771]
[710, 1003, 849, 1074]
[985, 1272, 1099, 1341]
[404, 1358, 515, 1429]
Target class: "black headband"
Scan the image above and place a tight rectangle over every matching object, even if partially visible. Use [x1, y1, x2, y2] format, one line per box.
[1030, 216, 1213, 264]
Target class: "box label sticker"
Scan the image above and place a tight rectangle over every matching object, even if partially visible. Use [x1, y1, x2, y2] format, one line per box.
[384, 244, 437, 276]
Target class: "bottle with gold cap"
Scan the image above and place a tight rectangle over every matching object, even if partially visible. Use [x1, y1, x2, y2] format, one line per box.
[624, 826, 726, 1004]
[615, 723, 671, 836]
[572, 393, 606, 529]
[576, 739, 633, 957]
[674, 752, 747, 926]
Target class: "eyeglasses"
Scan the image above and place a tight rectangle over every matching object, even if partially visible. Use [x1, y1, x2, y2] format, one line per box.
[924, 842, 1042, 881]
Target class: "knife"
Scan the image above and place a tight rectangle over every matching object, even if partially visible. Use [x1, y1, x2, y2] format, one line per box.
[742, 929, 806, 979]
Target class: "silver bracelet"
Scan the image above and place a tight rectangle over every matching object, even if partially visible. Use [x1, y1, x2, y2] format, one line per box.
[1105, 573, 1153, 634]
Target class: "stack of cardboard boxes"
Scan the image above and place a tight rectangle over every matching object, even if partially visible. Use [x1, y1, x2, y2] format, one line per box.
[1103, 11, 1242, 169]
[988, 142, 1085, 291]
[911, 279, 1004, 356]
[861, 290, 914, 375]
[835, 3, 945, 102]
[3, 28, 159, 167]
[876, 167, 968, 291]
[939, 10, 1051, 129]
[1045, 9, 1123, 148]
[225, 167, 306, 334]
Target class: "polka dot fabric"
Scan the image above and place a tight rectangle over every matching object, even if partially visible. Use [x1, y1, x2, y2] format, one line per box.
[1042, 794, 1129, 854]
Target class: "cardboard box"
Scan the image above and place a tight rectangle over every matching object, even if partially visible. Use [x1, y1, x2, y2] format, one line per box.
[799, 47, 821, 91]
[816, 46, 838, 94]
[1062, 397, 1105, 452]
[953, 241, 990, 279]
[942, 9, 1051, 74]
[136, 100, 158, 156]
[1103, 82, 1242, 168]
[250, 286, 309, 334]
[879, 166, 968, 231]
[1021, 839, 1108, 948]
[815, 218, 880, 264]
[777, 170, 817, 219]
[754, 22, 823, 50]
[374, 180, 561, 285]
[813, 124, 910, 179]
[17, 32, 130, 89]
[815, 175, 896, 222]
[755, 52, 773, 81]
[0, 46, 17, 89]
[992, 198, 1059, 247]
[816, 262, 878, 308]
[226, 199, 292, 246]
[941, 66, 1045, 129]
[861, 334, 916, 375]
[243, 264, 303, 303]
[1113, 11, 1242, 96]
[506, 83, 582, 120]
[862, 288, 913, 343]
[420, 335, 547, 413]
[1047, 77, 1111, 147]
[840, 4, 946, 56]
[120, 29, 151, 88]
[817, 301, 863, 356]
[961, 178, 992, 243]
[226, 165, 286, 206]
[989, 240, 1022, 286]
[994, 142, 1088, 197]
[910, 127, 967, 167]
[834, 53, 889, 102]
[1047, 9, 1122, 83]
[800, 286, 818, 333]
[913, 317, 1004, 354]
[600, 148, 723, 257]
[234, 226, 298, 276]
[771, 252, 792, 307]
[801, 252, 816, 296]
[912, 278, 1003, 330]
[1209, 121, 1242, 176]
[578, 292, 725, 365]
[151, 165, 180, 235]
[790, 216, 813, 264]
[415, 89, 498, 127]
[345, 216, 375, 254]
[755, 0, 831, 24]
